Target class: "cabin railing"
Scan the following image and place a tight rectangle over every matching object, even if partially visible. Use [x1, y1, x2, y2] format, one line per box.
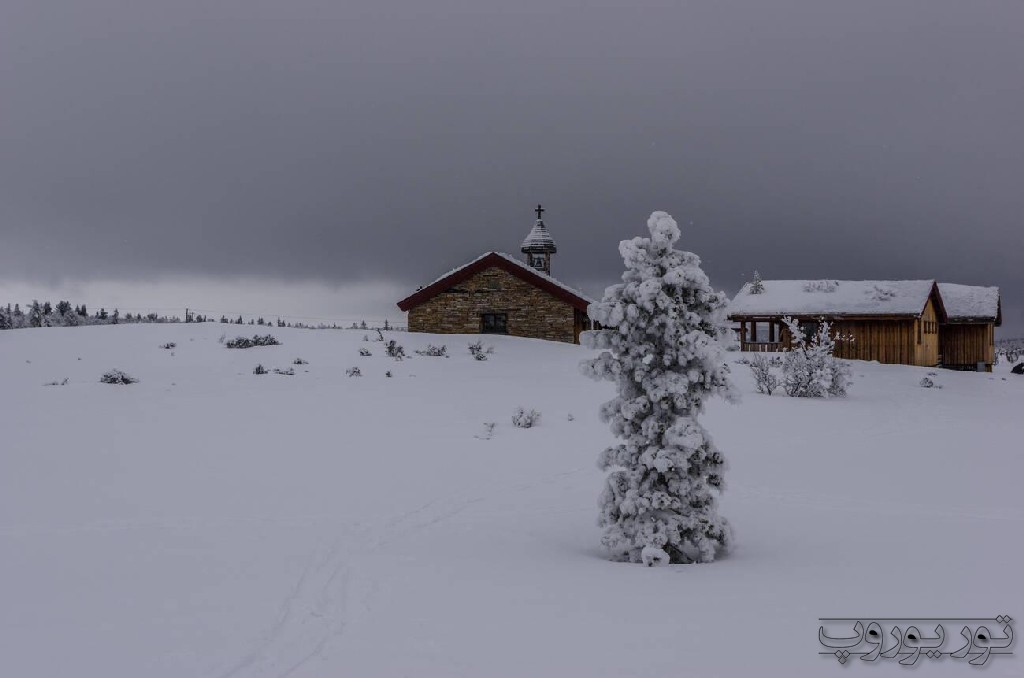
[740, 341, 786, 353]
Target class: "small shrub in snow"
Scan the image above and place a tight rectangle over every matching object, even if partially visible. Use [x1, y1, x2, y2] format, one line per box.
[160, 342, 176, 350]
[468, 340, 493, 361]
[44, 378, 69, 387]
[1011, 363, 1024, 375]
[293, 358, 308, 365]
[359, 347, 372, 357]
[226, 334, 281, 349]
[780, 317, 851, 398]
[567, 413, 575, 422]
[101, 369, 138, 385]
[253, 364, 268, 375]
[415, 344, 448, 357]
[385, 340, 405, 360]
[474, 422, 496, 440]
[581, 211, 735, 565]
[272, 367, 295, 376]
[385, 370, 392, 378]
[375, 329, 385, 342]
[346, 367, 361, 377]
[362, 334, 369, 342]
[919, 377, 941, 388]
[748, 353, 779, 395]
[511, 407, 541, 428]
[218, 333, 226, 344]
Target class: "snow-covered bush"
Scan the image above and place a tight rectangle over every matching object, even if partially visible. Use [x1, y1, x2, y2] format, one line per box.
[780, 317, 851, 398]
[345, 367, 361, 377]
[581, 211, 736, 565]
[749, 354, 779, 395]
[385, 370, 392, 378]
[101, 369, 138, 385]
[293, 358, 308, 365]
[919, 377, 937, 388]
[511, 407, 541, 428]
[160, 342, 176, 350]
[474, 422, 496, 440]
[226, 334, 281, 349]
[415, 344, 448, 357]
[385, 340, 405, 360]
[468, 340, 493, 361]
[272, 367, 295, 376]
[44, 378, 69, 387]
[359, 347, 372, 357]
[253, 364, 268, 375]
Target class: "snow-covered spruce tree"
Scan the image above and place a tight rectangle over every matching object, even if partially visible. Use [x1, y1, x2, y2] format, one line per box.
[750, 270, 765, 294]
[581, 211, 737, 565]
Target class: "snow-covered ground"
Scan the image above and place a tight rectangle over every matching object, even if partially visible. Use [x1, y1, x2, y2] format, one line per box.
[1, 324, 1021, 677]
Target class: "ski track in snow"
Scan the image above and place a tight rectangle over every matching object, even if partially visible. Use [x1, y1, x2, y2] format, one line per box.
[212, 489, 493, 678]
[215, 536, 353, 678]
[211, 465, 589, 678]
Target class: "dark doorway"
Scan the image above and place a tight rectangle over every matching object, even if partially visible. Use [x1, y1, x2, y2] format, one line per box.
[481, 313, 508, 334]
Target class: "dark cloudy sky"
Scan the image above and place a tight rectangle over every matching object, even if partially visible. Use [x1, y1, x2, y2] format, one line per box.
[1, 0, 1021, 332]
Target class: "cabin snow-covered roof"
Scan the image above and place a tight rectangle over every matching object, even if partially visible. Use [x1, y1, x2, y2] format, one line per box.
[937, 283, 1001, 323]
[520, 220, 557, 253]
[728, 279, 938, 318]
[396, 251, 593, 312]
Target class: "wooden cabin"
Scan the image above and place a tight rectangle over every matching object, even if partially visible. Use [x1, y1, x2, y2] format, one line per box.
[396, 206, 595, 344]
[728, 280, 946, 367]
[936, 283, 1001, 372]
[729, 279, 1001, 371]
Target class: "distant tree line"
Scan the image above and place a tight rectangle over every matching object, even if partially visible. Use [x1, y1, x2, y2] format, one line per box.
[0, 301, 181, 330]
[0, 300, 406, 332]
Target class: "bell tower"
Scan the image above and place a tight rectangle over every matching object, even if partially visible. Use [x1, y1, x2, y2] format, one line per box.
[520, 204, 558, 275]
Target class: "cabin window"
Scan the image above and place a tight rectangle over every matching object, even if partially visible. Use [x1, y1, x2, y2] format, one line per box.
[486, 278, 500, 290]
[481, 313, 508, 334]
[753, 322, 779, 343]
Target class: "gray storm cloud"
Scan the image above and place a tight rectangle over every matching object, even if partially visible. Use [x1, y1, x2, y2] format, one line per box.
[1, 0, 1021, 332]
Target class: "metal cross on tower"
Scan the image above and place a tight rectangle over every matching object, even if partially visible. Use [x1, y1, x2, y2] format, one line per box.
[535, 204, 544, 220]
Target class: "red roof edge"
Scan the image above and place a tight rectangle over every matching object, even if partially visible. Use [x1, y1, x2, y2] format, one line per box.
[397, 252, 591, 313]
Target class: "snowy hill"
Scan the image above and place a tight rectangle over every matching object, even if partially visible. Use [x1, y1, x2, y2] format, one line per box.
[1, 324, 1022, 677]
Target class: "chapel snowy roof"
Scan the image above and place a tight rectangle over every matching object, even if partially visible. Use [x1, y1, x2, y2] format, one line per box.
[396, 251, 593, 312]
[520, 220, 558, 254]
[728, 279, 939, 318]
[937, 283, 1001, 323]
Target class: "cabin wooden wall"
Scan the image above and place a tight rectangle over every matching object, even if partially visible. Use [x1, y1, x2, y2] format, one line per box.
[739, 316, 937, 366]
[830, 320, 920, 365]
[913, 297, 940, 366]
[940, 323, 995, 370]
